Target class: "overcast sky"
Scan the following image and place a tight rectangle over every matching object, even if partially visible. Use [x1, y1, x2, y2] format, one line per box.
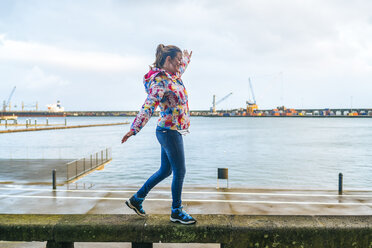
[0, 0, 371, 111]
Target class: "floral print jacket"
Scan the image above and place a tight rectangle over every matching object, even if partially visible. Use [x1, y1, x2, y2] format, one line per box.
[130, 55, 191, 135]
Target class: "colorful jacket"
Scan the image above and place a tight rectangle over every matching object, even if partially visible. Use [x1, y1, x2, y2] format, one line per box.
[130, 55, 191, 135]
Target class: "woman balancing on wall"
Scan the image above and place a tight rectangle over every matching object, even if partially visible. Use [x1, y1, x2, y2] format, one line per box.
[121, 44, 196, 225]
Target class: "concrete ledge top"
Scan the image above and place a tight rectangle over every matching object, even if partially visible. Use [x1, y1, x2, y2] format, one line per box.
[1, 214, 372, 246]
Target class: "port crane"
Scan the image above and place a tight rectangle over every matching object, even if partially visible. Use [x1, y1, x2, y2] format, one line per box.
[211, 92, 233, 113]
[246, 78, 258, 114]
[2, 86, 16, 112]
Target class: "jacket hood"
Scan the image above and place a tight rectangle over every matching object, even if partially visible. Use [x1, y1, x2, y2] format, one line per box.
[143, 67, 180, 93]
[143, 67, 163, 93]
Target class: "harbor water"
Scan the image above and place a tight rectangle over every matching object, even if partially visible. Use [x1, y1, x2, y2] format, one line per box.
[0, 116, 371, 190]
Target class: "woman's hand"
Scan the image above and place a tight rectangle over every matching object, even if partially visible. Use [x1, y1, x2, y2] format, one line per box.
[121, 130, 134, 143]
[183, 50, 192, 59]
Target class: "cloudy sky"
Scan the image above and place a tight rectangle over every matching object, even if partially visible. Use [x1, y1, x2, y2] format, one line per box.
[0, 0, 371, 111]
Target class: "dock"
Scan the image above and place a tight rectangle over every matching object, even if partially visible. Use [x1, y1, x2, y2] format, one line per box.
[0, 116, 17, 120]
[0, 122, 129, 134]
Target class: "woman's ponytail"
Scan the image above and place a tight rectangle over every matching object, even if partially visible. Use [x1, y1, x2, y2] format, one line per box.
[154, 44, 165, 68]
[156, 44, 165, 57]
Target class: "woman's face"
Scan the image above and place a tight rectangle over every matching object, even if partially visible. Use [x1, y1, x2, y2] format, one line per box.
[164, 52, 182, 74]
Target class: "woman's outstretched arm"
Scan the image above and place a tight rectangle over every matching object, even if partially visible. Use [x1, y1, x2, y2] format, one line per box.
[121, 80, 165, 143]
[121, 130, 134, 143]
[178, 50, 192, 76]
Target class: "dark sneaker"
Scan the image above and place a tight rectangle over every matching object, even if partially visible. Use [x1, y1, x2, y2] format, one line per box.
[170, 206, 196, 225]
[125, 194, 146, 217]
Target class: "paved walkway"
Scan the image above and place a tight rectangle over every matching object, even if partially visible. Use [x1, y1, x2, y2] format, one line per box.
[1, 185, 371, 215]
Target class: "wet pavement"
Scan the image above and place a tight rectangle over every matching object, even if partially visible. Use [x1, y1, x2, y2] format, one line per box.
[1, 184, 372, 215]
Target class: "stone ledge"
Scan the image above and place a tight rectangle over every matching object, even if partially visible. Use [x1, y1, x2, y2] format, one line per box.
[1, 214, 372, 247]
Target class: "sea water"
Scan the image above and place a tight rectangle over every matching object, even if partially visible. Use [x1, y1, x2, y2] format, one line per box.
[0, 116, 371, 190]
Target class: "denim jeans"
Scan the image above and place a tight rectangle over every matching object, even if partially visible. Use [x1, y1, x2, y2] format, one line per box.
[136, 126, 185, 209]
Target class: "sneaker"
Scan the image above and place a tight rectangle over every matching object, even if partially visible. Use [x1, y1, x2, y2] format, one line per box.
[125, 194, 146, 217]
[170, 206, 196, 225]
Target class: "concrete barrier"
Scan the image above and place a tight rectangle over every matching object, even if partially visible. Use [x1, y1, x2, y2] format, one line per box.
[0, 214, 372, 247]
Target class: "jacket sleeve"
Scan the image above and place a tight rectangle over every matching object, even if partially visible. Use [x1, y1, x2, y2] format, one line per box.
[178, 54, 191, 76]
[130, 79, 165, 135]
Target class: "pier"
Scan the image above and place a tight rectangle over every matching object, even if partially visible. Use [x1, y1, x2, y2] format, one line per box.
[0, 148, 111, 185]
[0, 121, 129, 134]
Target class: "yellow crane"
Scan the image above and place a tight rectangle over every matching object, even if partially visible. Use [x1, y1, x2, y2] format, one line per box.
[246, 78, 258, 115]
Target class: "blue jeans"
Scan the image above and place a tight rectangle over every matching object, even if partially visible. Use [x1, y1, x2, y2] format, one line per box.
[136, 126, 185, 209]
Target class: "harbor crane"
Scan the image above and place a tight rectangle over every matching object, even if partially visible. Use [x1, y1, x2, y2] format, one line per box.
[211, 92, 233, 113]
[2, 86, 16, 112]
[246, 78, 258, 114]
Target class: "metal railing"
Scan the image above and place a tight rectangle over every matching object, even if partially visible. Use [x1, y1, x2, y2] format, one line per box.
[66, 147, 112, 182]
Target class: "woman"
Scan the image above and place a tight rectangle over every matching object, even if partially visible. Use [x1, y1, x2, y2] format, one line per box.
[121, 44, 196, 225]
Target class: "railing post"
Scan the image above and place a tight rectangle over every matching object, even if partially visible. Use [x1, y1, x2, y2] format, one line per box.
[52, 169, 56, 190]
[75, 160, 78, 178]
[106, 148, 108, 161]
[339, 173, 343, 195]
[90, 154, 93, 169]
[96, 152, 98, 166]
[101, 150, 103, 164]
[132, 243, 153, 248]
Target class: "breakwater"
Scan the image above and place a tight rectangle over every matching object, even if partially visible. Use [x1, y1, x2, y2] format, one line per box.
[2, 108, 372, 117]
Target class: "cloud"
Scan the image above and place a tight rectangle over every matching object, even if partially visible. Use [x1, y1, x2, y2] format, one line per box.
[0, 34, 147, 73]
[23, 66, 70, 90]
[1, 0, 372, 110]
